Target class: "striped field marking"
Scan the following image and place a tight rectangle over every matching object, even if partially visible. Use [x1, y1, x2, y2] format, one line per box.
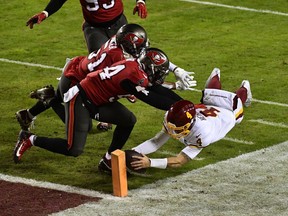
[222, 137, 254, 145]
[249, 119, 288, 128]
[181, 0, 288, 17]
[0, 58, 63, 71]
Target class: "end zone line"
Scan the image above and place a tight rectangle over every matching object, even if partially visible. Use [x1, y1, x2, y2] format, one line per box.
[181, 0, 288, 17]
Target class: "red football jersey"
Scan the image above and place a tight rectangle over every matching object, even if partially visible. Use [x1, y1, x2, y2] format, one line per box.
[64, 36, 125, 85]
[80, 59, 149, 105]
[79, 0, 124, 24]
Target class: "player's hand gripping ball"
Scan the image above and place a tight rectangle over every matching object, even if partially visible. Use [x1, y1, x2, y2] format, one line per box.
[124, 150, 147, 175]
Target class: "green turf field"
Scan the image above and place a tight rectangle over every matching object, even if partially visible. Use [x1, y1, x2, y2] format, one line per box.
[1, 0, 287, 193]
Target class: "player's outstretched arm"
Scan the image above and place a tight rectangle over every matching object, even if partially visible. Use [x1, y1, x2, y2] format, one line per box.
[26, 0, 66, 29]
[131, 152, 191, 170]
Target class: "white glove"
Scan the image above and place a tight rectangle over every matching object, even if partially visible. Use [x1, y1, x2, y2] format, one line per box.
[175, 80, 197, 91]
[173, 67, 195, 88]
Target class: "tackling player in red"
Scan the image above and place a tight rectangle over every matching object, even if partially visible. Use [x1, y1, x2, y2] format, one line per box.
[16, 24, 197, 132]
[13, 48, 191, 174]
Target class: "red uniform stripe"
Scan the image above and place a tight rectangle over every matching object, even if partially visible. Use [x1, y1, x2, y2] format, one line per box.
[67, 94, 78, 149]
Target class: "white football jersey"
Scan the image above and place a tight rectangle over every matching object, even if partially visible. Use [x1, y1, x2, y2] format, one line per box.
[180, 89, 244, 159]
[180, 105, 236, 148]
[134, 89, 244, 160]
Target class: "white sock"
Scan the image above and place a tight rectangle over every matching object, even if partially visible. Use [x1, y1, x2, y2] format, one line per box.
[29, 135, 35, 145]
[105, 152, 111, 160]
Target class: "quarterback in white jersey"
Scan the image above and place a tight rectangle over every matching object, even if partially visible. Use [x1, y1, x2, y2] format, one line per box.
[131, 68, 253, 170]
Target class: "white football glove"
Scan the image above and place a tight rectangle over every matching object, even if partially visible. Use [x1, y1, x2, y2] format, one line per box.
[173, 67, 195, 88]
[175, 80, 197, 91]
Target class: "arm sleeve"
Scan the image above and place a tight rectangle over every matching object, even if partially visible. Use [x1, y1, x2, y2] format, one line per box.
[120, 79, 179, 110]
[169, 61, 178, 72]
[181, 146, 203, 159]
[133, 129, 170, 154]
[148, 84, 182, 101]
[44, 0, 67, 16]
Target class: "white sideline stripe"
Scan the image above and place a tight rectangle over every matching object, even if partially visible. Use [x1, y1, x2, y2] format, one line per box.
[181, 0, 288, 17]
[0, 58, 63, 71]
[249, 119, 288, 129]
[1, 57, 288, 108]
[223, 137, 254, 145]
[252, 98, 288, 108]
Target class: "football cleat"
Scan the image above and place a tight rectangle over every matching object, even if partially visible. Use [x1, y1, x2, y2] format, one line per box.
[13, 130, 33, 163]
[96, 122, 113, 131]
[15, 109, 35, 131]
[240, 80, 252, 107]
[205, 68, 220, 88]
[30, 85, 55, 105]
[126, 95, 137, 103]
[98, 155, 112, 175]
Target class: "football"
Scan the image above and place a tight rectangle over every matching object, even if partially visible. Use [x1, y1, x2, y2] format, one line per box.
[124, 150, 147, 175]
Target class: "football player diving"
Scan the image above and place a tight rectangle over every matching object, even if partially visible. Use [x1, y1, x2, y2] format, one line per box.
[130, 68, 253, 170]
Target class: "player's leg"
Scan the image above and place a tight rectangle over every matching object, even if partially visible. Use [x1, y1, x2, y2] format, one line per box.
[16, 101, 45, 131]
[13, 94, 91, 163]
[64, 93, 92, 156]
[205, 68, 221, 89]
[16, 85, 55, 130]
[235, 80, 252, 107]
[51, 74, 74, 123]
[97, 102, 136, 174]
[33, 94, 90, 156]
[105, 14, 128, 38]
[83, 22, 109, 53]
[50, 90, 65, 123]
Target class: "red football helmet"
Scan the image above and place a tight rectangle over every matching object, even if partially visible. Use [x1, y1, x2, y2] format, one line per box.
[164, 100, 196, 139]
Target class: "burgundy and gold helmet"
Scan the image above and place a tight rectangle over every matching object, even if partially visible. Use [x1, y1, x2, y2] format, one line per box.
[138, 47, 169, 85]
[116, 23, 148, 58]
[164, 100, 196, 139]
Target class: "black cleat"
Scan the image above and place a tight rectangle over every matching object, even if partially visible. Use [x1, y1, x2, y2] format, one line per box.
[15, 109, 34, 130]
[98, 155, 112, 175]
[30, 85, 55, 104]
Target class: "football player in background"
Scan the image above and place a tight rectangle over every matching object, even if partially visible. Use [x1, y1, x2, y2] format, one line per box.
[26, 0, 148, 129]
[26, 0, 148, 53]
[130, 68, 253, 170]
[16, 24, 196, 132]
[13, 48, 193, 174]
